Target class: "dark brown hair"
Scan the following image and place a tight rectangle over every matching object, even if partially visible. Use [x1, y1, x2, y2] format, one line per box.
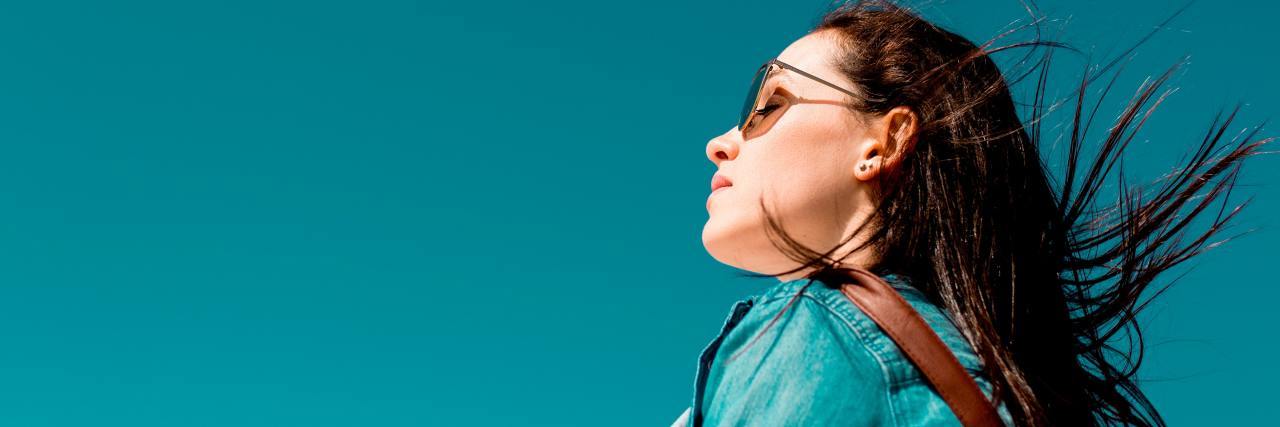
[741, 1, 1271, 425]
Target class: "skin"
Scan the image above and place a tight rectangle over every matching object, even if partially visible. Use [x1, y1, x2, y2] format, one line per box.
[702, 29, 918, 283]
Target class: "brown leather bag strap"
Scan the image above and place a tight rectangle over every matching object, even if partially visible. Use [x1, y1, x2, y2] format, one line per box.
[837, 267, 1003, 427]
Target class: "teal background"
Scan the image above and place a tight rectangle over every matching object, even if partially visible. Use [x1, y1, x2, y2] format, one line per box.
[0, 0, 1272, 425]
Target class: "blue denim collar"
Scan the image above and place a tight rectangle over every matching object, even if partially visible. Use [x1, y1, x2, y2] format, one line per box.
[750, 271, 916, 305]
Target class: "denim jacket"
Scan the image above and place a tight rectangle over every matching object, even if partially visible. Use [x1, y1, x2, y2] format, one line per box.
[674, 273, 1015, 426]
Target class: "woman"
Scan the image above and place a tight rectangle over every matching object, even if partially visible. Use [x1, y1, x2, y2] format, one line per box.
[676, 1, 1269, 426]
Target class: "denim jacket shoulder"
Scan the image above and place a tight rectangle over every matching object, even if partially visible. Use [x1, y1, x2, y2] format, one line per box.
[688, 273, 1015, 426]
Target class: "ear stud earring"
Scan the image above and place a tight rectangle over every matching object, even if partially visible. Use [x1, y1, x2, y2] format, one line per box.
[859, 163, 868, 171]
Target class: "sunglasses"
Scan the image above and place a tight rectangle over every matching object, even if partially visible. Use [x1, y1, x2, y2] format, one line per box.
[737, 58, 861, 137]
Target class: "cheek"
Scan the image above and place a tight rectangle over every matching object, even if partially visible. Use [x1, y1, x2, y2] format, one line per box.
[767, 157, 852, 218]
[758, 118, 859, 203]
[757, 125, 866, 244]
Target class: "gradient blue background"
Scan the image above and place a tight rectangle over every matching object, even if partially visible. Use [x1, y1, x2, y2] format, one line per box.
[0, 0, 1273, 425]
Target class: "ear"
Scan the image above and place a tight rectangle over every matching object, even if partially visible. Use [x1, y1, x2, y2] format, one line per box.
[853, 106, 918, 182]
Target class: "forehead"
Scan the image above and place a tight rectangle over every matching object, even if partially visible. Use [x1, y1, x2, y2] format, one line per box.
[773, 31, 847, 88]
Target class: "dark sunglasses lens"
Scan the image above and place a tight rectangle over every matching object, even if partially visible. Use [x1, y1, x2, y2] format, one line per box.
[738, 65, 768, 131]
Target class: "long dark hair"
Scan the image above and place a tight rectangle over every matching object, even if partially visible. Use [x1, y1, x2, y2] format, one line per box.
[739, 1, 1272, 425]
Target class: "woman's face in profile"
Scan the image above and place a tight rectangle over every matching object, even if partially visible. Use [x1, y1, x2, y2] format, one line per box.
[703, 30, 884, 281]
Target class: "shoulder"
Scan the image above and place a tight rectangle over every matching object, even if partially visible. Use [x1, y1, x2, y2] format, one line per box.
[701, 273, 1007, 426]
[700, 278, 897, 425]
[745, 273, 986, 381]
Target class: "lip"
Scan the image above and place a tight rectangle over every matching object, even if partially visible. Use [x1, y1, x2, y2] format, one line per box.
[707, 174, 733, 210]
[710, 174, 733, 192]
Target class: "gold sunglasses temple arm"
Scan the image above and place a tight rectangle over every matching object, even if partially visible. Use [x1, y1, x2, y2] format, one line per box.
[771, 59, 860, 99]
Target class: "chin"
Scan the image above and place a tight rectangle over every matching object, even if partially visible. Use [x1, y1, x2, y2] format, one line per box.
[701, 218, 735, 265]
[702, 209, 814, 278]
[701, 217, 757, 271]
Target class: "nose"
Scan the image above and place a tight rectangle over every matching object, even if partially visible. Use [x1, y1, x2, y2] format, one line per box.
[706, 127, 740, 167]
